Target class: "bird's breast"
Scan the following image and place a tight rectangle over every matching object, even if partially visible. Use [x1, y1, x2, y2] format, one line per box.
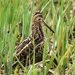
[30, 22, 45, 45]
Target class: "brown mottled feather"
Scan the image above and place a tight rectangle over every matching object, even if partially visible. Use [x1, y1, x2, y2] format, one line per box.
[13, 11, 45, 66]
[13, 11, 54, 66]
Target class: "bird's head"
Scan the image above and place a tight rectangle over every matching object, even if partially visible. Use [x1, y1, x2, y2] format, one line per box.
[32, 11, 55, 33]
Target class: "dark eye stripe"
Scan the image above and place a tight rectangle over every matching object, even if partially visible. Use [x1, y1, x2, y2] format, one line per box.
[34, 14, 43, 18]
[33, 11, 43, 18]
[34, 11, 42, 16]
[38, 14, 43, 17]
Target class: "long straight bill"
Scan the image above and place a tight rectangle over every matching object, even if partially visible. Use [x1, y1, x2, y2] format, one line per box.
[42, 20, 55, 33]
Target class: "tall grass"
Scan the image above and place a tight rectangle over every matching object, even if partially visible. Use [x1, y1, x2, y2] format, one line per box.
[0, 0, 75, 74]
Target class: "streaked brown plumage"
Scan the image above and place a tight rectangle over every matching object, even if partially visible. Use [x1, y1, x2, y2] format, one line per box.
[13, 11, 54, 66]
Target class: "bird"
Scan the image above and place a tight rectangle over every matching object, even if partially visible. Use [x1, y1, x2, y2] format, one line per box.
[13, 11, 54, 66]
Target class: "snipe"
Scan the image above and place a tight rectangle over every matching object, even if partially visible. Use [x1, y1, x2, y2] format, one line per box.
[13, 11, 54, 66]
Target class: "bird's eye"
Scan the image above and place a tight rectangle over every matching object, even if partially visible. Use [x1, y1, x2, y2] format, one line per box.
[38, 18, 41, 20]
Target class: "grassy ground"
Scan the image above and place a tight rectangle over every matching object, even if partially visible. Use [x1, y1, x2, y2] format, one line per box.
[0, 0, 75, 75]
